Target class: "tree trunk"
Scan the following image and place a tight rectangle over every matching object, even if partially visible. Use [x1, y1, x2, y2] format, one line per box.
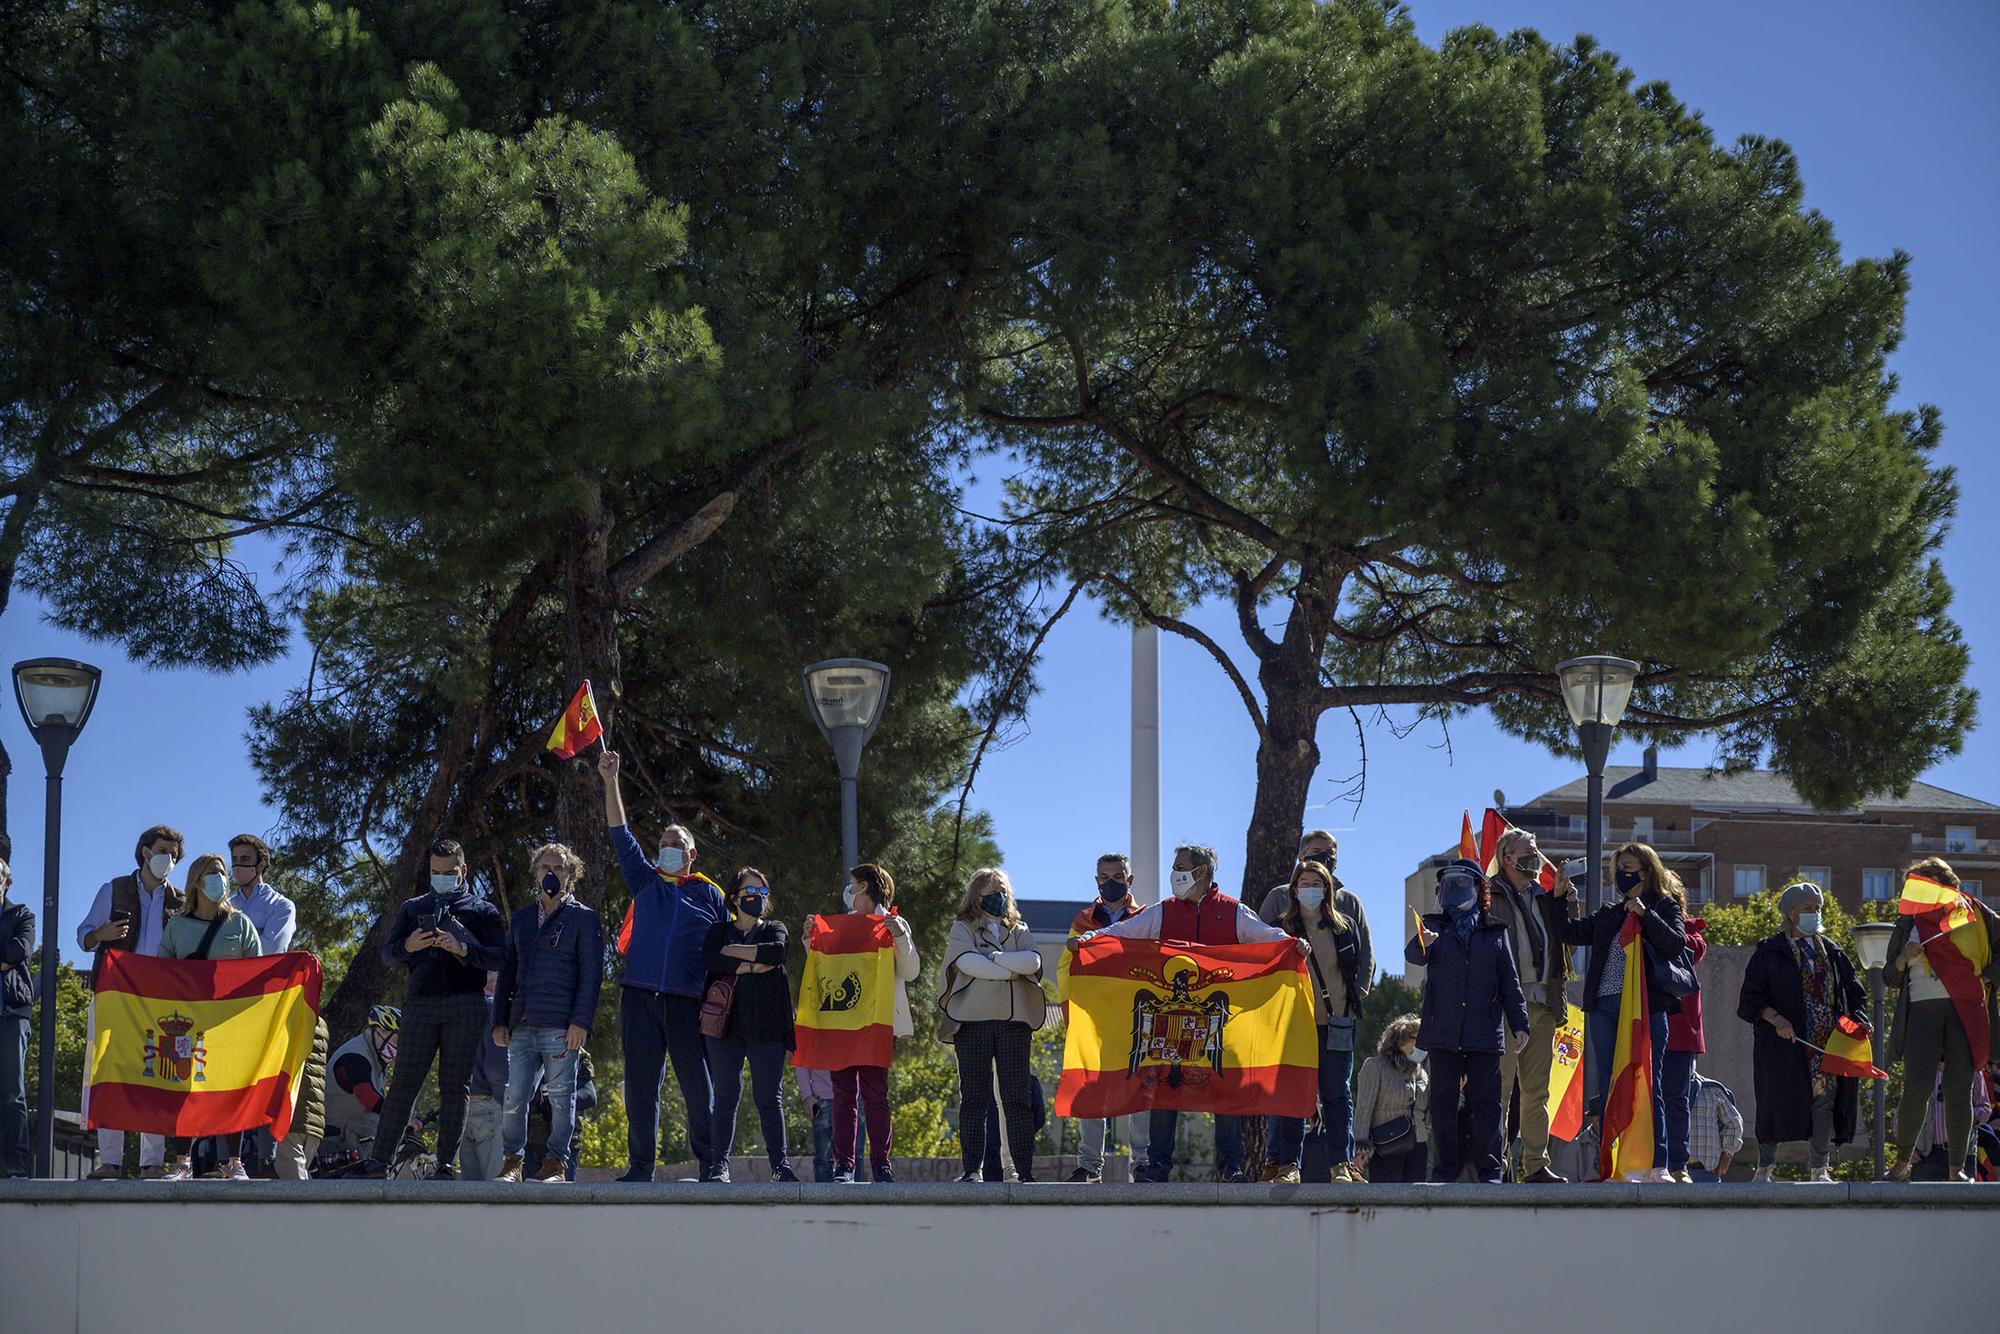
[557, 481, 619, 911]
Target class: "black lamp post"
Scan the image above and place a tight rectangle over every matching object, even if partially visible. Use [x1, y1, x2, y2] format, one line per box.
[801, 660, 891, 875]
[12, 658, 102, 1178]
[1555, 656, 1640, 913]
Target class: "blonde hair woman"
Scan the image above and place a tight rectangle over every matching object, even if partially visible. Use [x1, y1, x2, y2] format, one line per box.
[160, 854, 263, 1180]
[940, 868, 1046, 1182]
[1266, 859, 1363, 1183]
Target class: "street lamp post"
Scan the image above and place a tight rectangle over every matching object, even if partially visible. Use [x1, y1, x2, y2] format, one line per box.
[1555, 655, 1640, 913]
[1852, 920, 1895, 1180]
[801, 660, 891, 874]
[12, 658, 103, 1178]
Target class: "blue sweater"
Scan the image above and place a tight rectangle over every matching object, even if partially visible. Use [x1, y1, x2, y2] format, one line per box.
[493, 898, 604, 1032]
[609, 825, 725, 998]
[1406, 911, 1531, 1053]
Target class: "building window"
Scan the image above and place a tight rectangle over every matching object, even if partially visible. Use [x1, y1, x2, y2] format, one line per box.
[1862, 869, 1894, 902]
[1633, 816, 1654, 842]
[1963, 879, 1984, 899]
[1946, 826, 1978, 853]
[1733, 865, 1766, 899]
[1797, 866, 1832, 894]
[1569, 814, 1586, 836]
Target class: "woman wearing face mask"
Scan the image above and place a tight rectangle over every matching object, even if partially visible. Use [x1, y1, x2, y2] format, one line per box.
[1354, 1014, 1430, 1182]
[700, 868, 798, 1181]
[1405, 858, 1530, 1183]
[1551, 842, 1689, 1179]
[940, 868, 1047, 1183]
[1265, 860, 1363, 1184]
[159, 854, 263, 1180]
[1737, 880, 1867, 1182]
[828, 864, 920, 1182]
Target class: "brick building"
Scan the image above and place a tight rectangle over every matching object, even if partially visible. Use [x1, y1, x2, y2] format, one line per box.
[1403, 747, 1999, 982]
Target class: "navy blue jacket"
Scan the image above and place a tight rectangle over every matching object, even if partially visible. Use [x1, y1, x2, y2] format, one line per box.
[1, 898, 34, 1016]
[609, 825, 725, 998]
[380, 888, 507, 996]
[1406, 911, 1531, 1053]
[493, 897, 604, 1033]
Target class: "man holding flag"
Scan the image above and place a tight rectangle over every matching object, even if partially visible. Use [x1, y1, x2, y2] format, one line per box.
[1882, 857, 1999, 1182]
[1486, 825, 1577, 1183]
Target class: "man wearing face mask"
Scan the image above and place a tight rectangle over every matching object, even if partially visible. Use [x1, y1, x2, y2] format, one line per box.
[493, 843, 602, 1183]
[78, 824, 186, 1177]
[366, 837, 506, 1179]
[1075, 842, 1301, 1182]
[1485, 828, 1579, 1183]
[598, 748, 728, 1182]
[225, 834, 296, 956]
[1065, 854, 1148, 1182]
[0, 857, 34, 1178]
[1737, 880, 1868, 1183]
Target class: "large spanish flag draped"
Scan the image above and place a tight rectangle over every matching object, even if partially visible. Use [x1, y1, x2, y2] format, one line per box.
[792, 914, 897, 1070]
[1548, 1002, 1587, 1141]
[1899, 873, 1993, 1065]
[85, 950, 321, 1139]
[1056, 936, 1317, 1119]
[1598, 915, 1656, 1179]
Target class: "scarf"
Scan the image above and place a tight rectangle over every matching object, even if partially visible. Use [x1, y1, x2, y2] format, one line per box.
[1791, 935, 1837, 1094]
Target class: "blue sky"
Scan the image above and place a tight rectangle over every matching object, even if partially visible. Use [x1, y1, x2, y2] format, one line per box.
[5, 0, 1996, 967]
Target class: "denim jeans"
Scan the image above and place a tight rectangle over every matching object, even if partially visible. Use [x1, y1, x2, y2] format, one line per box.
[1269, 1041, 1354, 1171]
[1661, 1049, 1696, 1174]
[1585, 994, 1668, 1168]
[1144, 1111, 1242, 1181]
[1078, 1113, 1148, 1174]
[502, 1027, 579, 1167]
[0, 1014, 28, 1177]
[707, 1034, 790, 1169]
[809, 1096, 835, 1181]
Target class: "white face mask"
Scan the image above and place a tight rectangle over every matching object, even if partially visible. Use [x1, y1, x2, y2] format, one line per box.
[843, 885, 858, 911]
[429, 873, 460, 895]
[1409, 1047, 1427, 1063]
[1169, 869, 1200, 900]
[147, 852, 176, 881]
[1295, 886, 1327, 910]
[657, 846, 687, 875]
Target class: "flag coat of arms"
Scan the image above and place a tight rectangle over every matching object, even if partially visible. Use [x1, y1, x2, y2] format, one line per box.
[1547, 1002, 1587, 1141]
[792, 914, 897, 1070]
[85, 950, 322, 1139]
[1056, 937, 1317, 1119]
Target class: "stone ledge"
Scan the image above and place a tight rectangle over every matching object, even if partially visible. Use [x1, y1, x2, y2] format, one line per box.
[2, 1179, 1993, 1207]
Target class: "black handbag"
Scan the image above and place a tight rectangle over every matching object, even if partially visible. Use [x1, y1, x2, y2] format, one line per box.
[1370, 1114, 1417, 1157]
[1646, 943, 1699, 1000]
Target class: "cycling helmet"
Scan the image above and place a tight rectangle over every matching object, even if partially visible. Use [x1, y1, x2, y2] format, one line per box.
[366, 1004, 400, 1036]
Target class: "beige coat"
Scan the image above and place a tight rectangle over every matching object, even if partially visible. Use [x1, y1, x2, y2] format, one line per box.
[888, 915, 921, 1038]
[938, 919, 1046, 1029]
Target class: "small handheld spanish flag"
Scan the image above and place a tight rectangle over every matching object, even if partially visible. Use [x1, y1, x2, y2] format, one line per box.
[1814, 1014, 1887, 1080]
[546, 680, 605, 759]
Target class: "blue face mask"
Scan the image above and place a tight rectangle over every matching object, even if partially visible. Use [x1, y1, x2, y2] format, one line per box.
[1098, 880, 1128, 903]
[980, 891, 1009, 918]
[429, 873, 459, 896]
[540, 872, 563, 898]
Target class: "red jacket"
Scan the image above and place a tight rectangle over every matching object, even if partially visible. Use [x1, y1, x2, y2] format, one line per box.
[1068, 899, 1144, 937]
[1160, 888, 1240, 945]
[1666, 917, 1708, 1053]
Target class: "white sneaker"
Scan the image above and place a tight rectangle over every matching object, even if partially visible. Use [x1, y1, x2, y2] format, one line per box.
[159, 1161, 194, 1182]
[227, 1159, 250, 1181]
[1808, 1167, 1835, 1184]
[1750, 1165, 1775, 1184]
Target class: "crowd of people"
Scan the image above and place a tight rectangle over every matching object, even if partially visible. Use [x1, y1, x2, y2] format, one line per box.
[3, 747, 1997, 1186]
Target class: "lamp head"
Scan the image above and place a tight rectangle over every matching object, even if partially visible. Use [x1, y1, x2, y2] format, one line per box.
[13, 658, 103, 741]
[1555, 655, 1640, 728]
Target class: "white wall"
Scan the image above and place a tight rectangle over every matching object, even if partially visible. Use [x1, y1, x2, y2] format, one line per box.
[2, 1185, 1990, 1332]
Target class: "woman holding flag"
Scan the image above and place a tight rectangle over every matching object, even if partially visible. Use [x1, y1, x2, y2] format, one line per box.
[1736, 880, 1868, 1183]
[159, 854, 263, 1181]
[1882, 857, 2000, 1182]
[1553, 843, 1687, 1179]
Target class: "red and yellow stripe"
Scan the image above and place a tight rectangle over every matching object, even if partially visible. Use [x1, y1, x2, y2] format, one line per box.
[791, 914, 897, 1070]
[1598, 915, 1656, 1179]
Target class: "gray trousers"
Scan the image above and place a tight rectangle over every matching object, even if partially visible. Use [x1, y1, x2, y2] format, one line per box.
[459, 1094, 504, 1180]
[1759, 1087, 1834, 1169]
[1078, 1114, 1149, 1174]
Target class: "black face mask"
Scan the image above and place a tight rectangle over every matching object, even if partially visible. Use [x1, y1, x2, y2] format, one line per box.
[1615, 869, 1643, 895]
[738, 893, 767, 919]
[1098, 881, 1128, 903]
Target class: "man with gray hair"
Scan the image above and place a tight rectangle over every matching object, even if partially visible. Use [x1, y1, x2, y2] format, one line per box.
[1075, 841, 1302, 1181]
[0, 857, 33, 1177]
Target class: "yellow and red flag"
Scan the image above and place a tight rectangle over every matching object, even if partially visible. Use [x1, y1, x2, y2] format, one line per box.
[1459, 810, 1479, 861]
[1056, 936, 1317, 1119]
[84, 950, 321, 1138]
[1548, 1002, 1587, 1141]
[1899, 873, 1993, 1065]
[792, 914, 897, 1070]
[1816, 1014, 1886, 1080]
[1477, 808, 1507, 878]
[546, 680, 604, 759]
[1598, 914, 1656, 1179]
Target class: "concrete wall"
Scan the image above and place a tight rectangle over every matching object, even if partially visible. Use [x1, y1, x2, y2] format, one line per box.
[2, 1181, 1990, 1333]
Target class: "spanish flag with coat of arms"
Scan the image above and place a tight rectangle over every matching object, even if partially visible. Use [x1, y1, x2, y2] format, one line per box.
[792, 914, 898, 1070]
[85, 950, 322, 1139]
[1056, 936, 1318, 1119]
